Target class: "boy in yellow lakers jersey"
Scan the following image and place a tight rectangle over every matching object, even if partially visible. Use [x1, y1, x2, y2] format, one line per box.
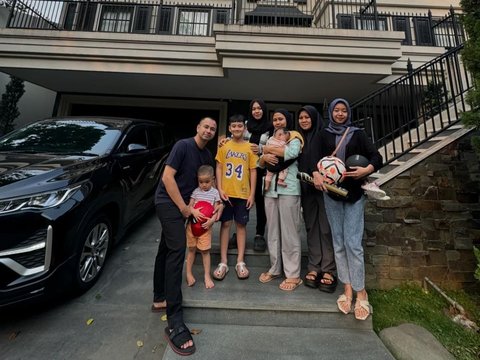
[213, 114, 258, 280]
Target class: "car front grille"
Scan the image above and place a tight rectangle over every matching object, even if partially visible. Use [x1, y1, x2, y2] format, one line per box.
[10, 249, 46, 269]
[15, 229, 48, 248]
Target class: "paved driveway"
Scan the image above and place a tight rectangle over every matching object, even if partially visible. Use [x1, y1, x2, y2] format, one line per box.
[1, 212, 169, 360]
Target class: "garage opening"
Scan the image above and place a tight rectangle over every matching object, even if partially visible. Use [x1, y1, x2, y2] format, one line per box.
[70, 103, 221, 154]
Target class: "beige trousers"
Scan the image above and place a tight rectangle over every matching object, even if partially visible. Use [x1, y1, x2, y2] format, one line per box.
[264, 195, 302, 278]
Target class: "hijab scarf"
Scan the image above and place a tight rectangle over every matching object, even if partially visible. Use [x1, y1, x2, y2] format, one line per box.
[247, 99, 272, 144]
[273, 108, 294, 130]
[298, 105, 321, 150]
[325, 98, 360, 161]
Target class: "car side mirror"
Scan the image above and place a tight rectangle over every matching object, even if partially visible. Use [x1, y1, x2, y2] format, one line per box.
[127, 143, 147, 153]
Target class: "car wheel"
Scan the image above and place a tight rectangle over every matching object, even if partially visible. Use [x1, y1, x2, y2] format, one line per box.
[73, 214, 112, 293]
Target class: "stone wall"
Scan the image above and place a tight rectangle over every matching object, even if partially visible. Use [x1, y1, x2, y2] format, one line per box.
[364, 132, 480, 290]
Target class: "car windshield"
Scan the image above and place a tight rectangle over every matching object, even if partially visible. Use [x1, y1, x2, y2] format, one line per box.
[0, 120, 122, 156]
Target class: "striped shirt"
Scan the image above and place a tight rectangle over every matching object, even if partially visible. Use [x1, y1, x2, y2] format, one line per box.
[191, 187, 221, 205]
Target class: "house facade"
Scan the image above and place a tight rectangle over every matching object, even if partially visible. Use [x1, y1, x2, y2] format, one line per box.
[0, 0, 478, 290]
[0, 0, 462, 141]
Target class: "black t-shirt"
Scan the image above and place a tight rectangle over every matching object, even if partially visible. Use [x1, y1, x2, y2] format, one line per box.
[315, 129, 383, 203]
[155, 137, 214, 205]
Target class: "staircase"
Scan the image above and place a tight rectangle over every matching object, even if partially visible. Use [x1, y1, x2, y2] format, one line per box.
[163, 220, 394, 359]
[351, 44, 475, 185]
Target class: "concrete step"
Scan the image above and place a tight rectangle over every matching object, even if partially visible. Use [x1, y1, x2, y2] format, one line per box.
[162, 323, 394, 360]
[182, 264, 372, 331]
[193, 220, 309, 268]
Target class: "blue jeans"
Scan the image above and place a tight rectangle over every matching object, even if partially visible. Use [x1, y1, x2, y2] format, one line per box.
[323, 194, 366, 292]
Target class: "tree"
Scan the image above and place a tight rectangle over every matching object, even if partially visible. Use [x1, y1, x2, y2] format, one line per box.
[461, 0, 480, 152]
[0, 75, 25, 136]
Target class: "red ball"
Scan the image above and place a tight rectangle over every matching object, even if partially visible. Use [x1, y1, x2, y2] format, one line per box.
[190, 201, 215, 237]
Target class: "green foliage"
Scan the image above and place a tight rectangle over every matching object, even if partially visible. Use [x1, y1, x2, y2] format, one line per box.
[474, 246, 480, 281]
[369, 283, 480, 360]
[422, 81, 447, 117]
[0, 76, 25, 136]
[461, 0, 480, 151]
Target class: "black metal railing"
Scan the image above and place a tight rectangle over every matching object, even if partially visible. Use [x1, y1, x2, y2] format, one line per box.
[350, 44, 472, 165]
[3, 0, 465, 48]
[431, 6, 466, 49]
[314, 0, 379, 30]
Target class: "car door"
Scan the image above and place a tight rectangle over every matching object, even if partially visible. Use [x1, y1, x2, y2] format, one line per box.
[116, 124, 152, 223]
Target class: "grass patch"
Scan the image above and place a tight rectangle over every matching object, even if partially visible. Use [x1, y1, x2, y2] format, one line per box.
[369, 283, 480, 360]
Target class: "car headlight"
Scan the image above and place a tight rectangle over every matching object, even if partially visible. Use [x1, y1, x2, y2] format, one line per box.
[0, 185, 81, 214]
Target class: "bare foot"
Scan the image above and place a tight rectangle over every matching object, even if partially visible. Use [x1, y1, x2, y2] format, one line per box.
[186, 273, 196, 287]
[151, 300, 166, 312]
[204, 276, 215, 289]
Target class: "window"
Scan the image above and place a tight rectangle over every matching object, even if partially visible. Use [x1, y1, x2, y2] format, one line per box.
[178, 9, 209, 36]
[355, 15, 387, 31]
[214, 9, 229, 25]
[120, 126, 148, 152]
[337, 15, 353, 29]
[413, 17, 434, 46]
[63, 3, 77, 30]
[157, 7, 173, 34]
[148, 126, 165, 149]
[133, 6, 153, 33]
[392, 16, 412, 45]
[337, 14, 386, 31]
[63, 2, 97, 31]
[100, 5, 134, 33]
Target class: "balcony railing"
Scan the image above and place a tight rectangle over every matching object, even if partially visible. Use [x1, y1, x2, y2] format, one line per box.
[3, 0, 464, 48]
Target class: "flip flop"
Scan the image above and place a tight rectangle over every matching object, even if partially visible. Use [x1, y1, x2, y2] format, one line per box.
[259, 272, 281, 283]
[279, 278, 303, 291]
[164, 325, 196, 356]
[212, 262, 229, 281]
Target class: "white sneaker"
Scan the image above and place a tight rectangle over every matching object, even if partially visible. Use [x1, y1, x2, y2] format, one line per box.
[362, 182, 389, 200]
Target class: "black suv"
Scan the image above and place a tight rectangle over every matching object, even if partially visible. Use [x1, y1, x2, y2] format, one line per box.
[0, 117, 172, 307]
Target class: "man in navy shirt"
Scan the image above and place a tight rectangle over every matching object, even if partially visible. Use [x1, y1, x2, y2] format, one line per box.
[152, 117, 217, 356]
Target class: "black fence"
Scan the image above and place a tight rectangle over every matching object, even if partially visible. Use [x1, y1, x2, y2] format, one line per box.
[350, 45, 472, 165]
[3, 0, 465, 48]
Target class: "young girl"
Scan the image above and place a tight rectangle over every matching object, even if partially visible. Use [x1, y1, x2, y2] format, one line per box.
[312, 98, 382, 320]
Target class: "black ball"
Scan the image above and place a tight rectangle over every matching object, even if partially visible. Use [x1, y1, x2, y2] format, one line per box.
[345, 154, 369, 169]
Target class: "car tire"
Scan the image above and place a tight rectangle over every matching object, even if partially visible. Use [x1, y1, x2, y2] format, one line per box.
[72, 213, 112, 294]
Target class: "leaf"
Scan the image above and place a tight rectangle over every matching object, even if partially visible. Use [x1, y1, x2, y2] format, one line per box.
[160, 314, 167, 321]
[136, 340, 144, 348]
[86, 318, 94, 325]
[190, 328, 202, 335]
[8, 331, 20, 340]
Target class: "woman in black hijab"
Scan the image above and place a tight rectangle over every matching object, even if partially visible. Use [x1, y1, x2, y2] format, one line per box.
[244, 99, 272, 251]
[297, 105, 336, 293]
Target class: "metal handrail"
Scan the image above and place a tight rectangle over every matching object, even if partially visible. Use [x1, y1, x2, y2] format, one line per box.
[350, 44, 473, 166]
